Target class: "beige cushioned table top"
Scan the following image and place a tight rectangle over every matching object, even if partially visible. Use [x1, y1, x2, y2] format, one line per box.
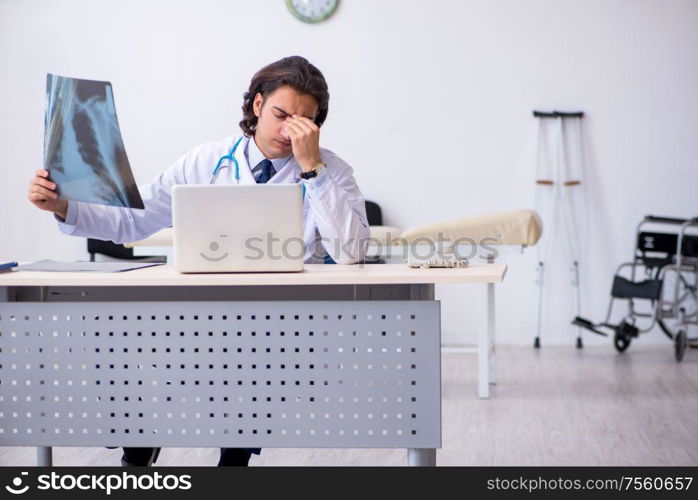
[399, 209, 542, 246]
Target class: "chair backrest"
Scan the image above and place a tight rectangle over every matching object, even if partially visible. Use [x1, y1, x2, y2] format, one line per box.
[86, 238, 136, 261]
[365, 200, 383, 226]
[86, 239, 167, 263]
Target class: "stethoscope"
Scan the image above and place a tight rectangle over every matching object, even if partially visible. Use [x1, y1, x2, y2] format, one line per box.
[210, 136, 244, 183]
[210, 136, 306, 198]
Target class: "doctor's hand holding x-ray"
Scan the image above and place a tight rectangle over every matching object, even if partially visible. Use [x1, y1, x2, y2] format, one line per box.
[28, 169, 68, 220]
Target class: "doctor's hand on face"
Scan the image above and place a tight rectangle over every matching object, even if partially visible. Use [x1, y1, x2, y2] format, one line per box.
[28, 169, 68, 220]
[281, 115, 322, 173]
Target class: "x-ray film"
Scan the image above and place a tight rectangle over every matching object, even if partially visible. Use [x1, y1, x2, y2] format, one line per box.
[44, 74, 144, 209]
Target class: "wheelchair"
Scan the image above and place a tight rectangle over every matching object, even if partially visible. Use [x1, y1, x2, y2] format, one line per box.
[573, 215, 698, 361]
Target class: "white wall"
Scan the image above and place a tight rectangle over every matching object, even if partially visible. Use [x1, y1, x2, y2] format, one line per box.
[1, 0, 697, 346]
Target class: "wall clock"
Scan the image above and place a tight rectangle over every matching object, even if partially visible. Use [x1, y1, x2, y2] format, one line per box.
[286, 0, 339, 23]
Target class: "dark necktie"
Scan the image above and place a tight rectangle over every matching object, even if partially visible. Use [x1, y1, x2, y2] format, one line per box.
[256, 159, 275, 184]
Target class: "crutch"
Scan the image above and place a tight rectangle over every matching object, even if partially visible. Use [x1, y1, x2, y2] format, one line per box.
[533, 110, 585, 348]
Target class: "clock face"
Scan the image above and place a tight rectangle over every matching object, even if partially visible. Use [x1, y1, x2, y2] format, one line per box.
[286, 0, 339, 23]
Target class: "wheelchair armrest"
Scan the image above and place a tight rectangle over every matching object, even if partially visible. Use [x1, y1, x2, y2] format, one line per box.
[615, 261, 649, 279]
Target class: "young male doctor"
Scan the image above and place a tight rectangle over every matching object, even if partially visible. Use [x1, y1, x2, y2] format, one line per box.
[27, 56, 370, 466]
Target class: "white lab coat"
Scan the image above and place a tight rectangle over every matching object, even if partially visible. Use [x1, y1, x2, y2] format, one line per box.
[57, 135, 370, 264]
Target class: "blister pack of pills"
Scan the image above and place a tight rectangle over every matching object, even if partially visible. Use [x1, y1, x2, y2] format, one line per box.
[406, 255, 469, 269]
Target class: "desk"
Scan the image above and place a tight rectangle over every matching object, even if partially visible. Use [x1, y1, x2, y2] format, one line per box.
[0, 263, 506, 466]
[127, 231, 517, 397]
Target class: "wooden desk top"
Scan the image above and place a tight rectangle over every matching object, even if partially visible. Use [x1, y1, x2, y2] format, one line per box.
[0, 263, 507, 287]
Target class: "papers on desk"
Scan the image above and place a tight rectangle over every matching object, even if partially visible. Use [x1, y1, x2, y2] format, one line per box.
[18, 260, 162, 273]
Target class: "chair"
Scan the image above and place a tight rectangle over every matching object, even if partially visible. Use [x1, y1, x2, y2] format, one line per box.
[87, 238, 166, 263]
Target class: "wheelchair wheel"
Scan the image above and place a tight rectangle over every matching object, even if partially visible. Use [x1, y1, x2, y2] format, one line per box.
[614, 331, 631, 352]
[674, 330, 687, 362]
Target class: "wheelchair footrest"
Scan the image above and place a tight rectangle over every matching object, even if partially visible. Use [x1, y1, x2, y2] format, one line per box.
[572, 316, 609, 337]
[617, 320, 640, 338]
[611, 275, 662, 300]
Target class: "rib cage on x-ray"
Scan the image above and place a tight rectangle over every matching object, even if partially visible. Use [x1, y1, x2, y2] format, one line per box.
[44, 74, 144, 209]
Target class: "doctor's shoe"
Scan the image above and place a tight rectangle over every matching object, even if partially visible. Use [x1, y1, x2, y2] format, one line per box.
[218, 448, 252, 466]
[121, 447, 161, 467]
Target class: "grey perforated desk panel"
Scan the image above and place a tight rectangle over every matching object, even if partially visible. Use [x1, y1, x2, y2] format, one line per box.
[0, 263, 506, 466]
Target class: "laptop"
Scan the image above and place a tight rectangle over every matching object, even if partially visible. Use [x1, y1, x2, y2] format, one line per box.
[172, 185, 304, 273]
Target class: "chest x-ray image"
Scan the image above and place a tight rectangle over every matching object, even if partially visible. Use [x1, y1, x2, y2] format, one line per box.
[44, 73, 145, 209]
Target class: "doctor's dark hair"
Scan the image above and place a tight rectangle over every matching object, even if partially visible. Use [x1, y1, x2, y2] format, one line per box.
[239, 56, 329, 136]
